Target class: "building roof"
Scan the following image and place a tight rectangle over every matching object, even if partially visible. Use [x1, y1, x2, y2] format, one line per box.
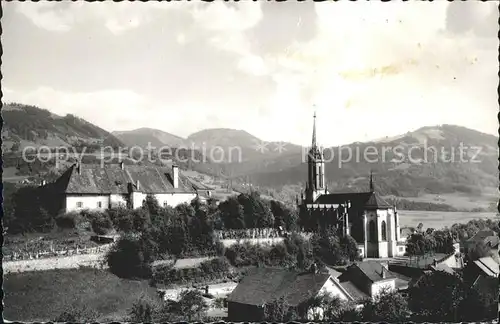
[473, 257, 499, 277]
[227, 268, 332, 307]
[400, 228, 414, 239]
[55, 164, 196, 195]
[338, 280, 370, 302]
[467, 230, 497, 244]
[429, 263, 455, 275]
[314, 191, 392, 209]
[352, 261, 397, 283]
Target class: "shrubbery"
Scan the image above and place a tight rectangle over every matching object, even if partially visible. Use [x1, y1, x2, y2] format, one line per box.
[151, 257, 232, 287]
[106, 234, 156, 279]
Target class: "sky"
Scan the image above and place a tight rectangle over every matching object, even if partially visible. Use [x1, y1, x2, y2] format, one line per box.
[2, 1, 499, 147]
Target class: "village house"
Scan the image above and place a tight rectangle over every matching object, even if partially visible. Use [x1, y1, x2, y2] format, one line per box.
[388, 243, 464, 288]
[463, 256, 499, 282]
[226, 267, 355, 321]
[298, 113, 407, 258]
[464, 230, 500, 260]
[336, 261, 410, 301]
[45, 162, 214, 213]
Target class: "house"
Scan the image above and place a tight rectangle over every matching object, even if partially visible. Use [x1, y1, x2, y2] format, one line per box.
[227, 267, 354, 321]
[463, 256, 499, 284]
[465, 230, 499, 260]
[336, 261, 407, 302]
[45, 162, 212, 213]
[298, 113, 407, 258]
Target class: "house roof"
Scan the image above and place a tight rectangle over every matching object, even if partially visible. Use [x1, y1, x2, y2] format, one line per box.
[338, 280, 370, 302]
[352, 261, 397, 283]
[400, 228, 414, 239]
[314, 191, 392, 209]
[473, 257, 499, 277]
[227, 268, 332, 307]
[429, 263, 455, 275]
[467, 230, 497, 243]
[56, 164, 196, 195]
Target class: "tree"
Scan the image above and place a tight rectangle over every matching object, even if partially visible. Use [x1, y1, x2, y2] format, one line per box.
[361, 288, 410, 322]
[158, 290, 208, 322]
[219, 196, 245, 229]
[106, 234, 155, 279]
[129, 295, 160, 322]
[340, 235, 362, 262]
[467, 240, 492, 261]
[409, 271, 466, 322]
[264, 296, 294, 322]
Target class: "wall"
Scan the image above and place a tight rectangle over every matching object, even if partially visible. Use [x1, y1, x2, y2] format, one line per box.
[110, 194, 127, 208]
[65, 195, 110, 213]
[395, 244, 406, 257]
[440, 253, 463, 269]
[319, 278, 349, 301]
[155, 193, 197, 208]
[370, 279, 396, 298]
[378, 241, 389, 258]
[131, 191, 147, 209]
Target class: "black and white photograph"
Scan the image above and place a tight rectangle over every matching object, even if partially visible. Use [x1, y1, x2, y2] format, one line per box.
[1, 1, 499, 322]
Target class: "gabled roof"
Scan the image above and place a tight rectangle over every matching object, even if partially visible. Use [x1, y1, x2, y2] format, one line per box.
[314, 191, 392, 209]
[227, 268, 332, 307]
[56, 164, 195, 195]
[338, 280, 370, 302]
[350, 261, 397, 283]
[467, 230, 497, 243]
[473, 257, 499, 277]
[429, 263, 455, 275]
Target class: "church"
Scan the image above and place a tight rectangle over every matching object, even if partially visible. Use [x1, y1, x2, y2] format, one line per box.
[298, 113, 407, 258]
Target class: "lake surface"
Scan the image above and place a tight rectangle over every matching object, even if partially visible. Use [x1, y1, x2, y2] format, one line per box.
[398, 210, 498, 229]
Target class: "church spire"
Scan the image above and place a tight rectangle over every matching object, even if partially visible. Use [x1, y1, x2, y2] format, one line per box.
[312, 111, 317, 148]
[369, 170, 374, 192]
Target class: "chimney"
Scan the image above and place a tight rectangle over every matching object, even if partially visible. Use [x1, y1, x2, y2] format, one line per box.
[310, 262, 318, 274]
[136, 180, 141, 191]
[172, 165, 179, 189]
[41, 180, 47, 186]
[381, 266, 387, 279]
[433, 259, 438, 267]
[75, 162, 81, 175]
[119, 161, 124, 170]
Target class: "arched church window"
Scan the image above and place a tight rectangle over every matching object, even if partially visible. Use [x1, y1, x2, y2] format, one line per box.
[381, 221, 387, 241]
[369, 220, 376, 242]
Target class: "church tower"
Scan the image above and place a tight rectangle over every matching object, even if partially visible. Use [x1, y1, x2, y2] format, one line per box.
[305, 112, 326, 203]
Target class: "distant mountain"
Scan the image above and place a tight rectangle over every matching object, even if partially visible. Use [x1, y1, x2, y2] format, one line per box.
[237, 125, 498, 201]
[2, 103, 124, 152]
[186, 128, 303, 163]
[113, 127, 185, 149]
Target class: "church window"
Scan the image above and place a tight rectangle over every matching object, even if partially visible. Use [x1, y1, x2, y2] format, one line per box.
[381, 221, 387, 241]
[369, 220, 376, 242]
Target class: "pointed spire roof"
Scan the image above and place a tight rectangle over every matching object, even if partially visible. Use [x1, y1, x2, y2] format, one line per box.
[312, 110, 317, 148]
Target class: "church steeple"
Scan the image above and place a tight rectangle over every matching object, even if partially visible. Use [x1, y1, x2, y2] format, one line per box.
[369, 170, 374, 192]
[312, 111, 317, 148]
[305, 110, 326, 203]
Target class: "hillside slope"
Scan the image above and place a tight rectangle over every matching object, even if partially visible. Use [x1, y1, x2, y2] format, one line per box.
[112, 127, 185, 149]
[2, 103, 124, 152]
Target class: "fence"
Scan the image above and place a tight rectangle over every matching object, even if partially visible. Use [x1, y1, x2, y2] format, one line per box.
[214, 228, 282, 240]
[4, 244, 112, 262]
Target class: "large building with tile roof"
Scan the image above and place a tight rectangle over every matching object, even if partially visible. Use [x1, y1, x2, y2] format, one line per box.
[227, 267, 355, 321]
[46, 162, 213, 213]
[298, 113, 406, 258]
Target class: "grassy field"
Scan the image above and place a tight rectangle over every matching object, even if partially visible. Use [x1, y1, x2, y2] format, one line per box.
[398, 210, 498, 229]
[3, 268, 160, 322]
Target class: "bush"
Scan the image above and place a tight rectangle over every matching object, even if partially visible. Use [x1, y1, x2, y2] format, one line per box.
[55, 212, 79, 229]
[90, 212, 113, 235]
[106, 234, 155, 279]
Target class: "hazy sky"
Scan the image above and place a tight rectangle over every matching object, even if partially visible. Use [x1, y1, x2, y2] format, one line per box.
[2, 1, 498, 146]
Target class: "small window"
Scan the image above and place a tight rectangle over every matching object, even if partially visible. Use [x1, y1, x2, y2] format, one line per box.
[97, 202, 102, 208]
[163, 201, 168, 208]
[76, 202, 83, 208]
[399, 247, 404, 252]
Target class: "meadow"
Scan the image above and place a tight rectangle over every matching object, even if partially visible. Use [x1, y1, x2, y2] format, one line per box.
[3, 267, 159, 322]
[398, 210, 498, 229]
